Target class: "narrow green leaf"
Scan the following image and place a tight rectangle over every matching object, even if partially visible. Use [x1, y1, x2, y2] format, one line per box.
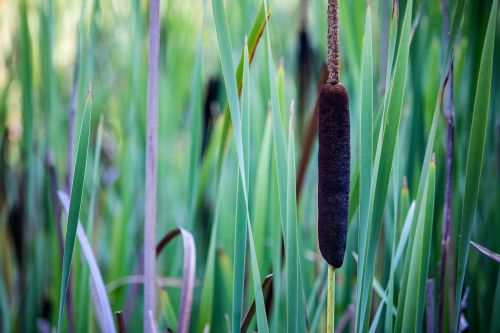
[357, 1, 412, 330]
[285, 104, 301, 332]
[401, 159, 435, 332]
[214, 1, 268, 182]
[357, 3, 373, 324]
[454, 0, 498, 329]
[253, 114, 273, 274]
[263, 0, 288, 239]
[196, 195, 220, 332]
[244, 39, 269, 333]
[159, 289, 179, 330]
[58, 191, 115, 333]
[77, 114, 104, 333]
[57, 86, 93, 333]
[211, 0, 249, 205]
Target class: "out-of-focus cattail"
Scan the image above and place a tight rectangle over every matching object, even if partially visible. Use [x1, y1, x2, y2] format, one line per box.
[296, 0, 313, 136]
[317, 0, 350, 269]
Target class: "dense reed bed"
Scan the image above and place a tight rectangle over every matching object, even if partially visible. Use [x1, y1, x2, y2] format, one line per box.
[0, 0, 499, 332]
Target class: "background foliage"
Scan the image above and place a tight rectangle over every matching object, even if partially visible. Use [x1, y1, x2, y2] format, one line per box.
[0, 0, 499, 332]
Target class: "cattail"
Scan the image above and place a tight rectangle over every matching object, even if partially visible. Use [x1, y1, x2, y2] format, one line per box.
[318, 0, 350, 269]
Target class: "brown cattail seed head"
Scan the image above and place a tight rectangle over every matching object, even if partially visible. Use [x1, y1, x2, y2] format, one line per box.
[318, 82, 350, 268]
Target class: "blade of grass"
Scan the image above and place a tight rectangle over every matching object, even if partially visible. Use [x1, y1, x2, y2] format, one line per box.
[214, 1, 269, 182]
[357, 0, 412, 330]
[263, 0, 288, 239]
[159, 288, 178, 330]
[155, 228, 196, 333]
[253, 113, 273, 274]
[244, 38, 269, 333]
[368, 200, 416, 332]
[196, 180, 223, 332]
[77, 114, 103, 333]
[357, 3, 373, 325]
[211, 0, 255, 330]
[57, 86, 93, 333]
[395, 76, 449, 332]
[286, 103, 302, 332]
[401, 158, 436, 332]
[454, 1, 498, 330]
[57, 191, 115, 333]
[443, 0, 467, 73]
[310, 281, 327, 333]
[177, 229, 196, 333]
[241, 274, 273, 333]
[246, 220, 270, 333]
[19, 2, 39, 329]
[470, 241, 500, 263]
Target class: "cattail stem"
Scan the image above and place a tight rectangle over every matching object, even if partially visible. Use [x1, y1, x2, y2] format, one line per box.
[327, 265, 335, 332]
[327, 0, 339, 84]
[144, 0, 160, 331]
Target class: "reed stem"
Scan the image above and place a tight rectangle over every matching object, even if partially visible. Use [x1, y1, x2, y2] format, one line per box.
[144, 0, 160, 331]
[327, 265, 335, 332]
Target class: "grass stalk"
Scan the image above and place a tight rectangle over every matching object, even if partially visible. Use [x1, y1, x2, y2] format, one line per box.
[327, 265, 335, 332]
[144, 0, 161, 330]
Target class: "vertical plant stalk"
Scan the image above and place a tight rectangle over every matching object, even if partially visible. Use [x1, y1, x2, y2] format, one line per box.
[144, 0, 160, 331]
[327, 0, 339, 85]
[319, 1, 349, 330]
[438, 0, 455, 330]
[438, 62, 454, 333]
[115, 311, 127, 333]
[327, 266, 335, 332]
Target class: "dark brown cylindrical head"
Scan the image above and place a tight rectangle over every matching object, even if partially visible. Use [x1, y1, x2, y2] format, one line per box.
[318, 83, 350, 268]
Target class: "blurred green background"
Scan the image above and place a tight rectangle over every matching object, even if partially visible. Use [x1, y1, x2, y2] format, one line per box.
[0, 0, 499, 332]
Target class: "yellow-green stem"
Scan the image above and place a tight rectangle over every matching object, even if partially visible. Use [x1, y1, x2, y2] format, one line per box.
[327, 265, 335, 332]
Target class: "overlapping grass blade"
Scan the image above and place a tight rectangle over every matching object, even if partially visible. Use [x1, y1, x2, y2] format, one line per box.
[357, 0, 412, 331]
[454, 0, 498, 329]
[395, 76, 448, 333]
[243, 37, 269, 333]
[77, 114, 104, 333]
[241, 274, 273, 333]
[357, 3, 373, 325]
[57, 191, 115, 333]
[263, 0, 288, 238]
[159, 289, 178, 330]
[215, 1, 269, 181]
[212, 2, 267, 331]
[253, 114, 273, 274]
[400, 159, 435, 332]
[57, 87, 93, 333]
[285, 104, 304, 332]
[470, 241, 500, 262]
[212, 0, 249, 329]
[196, 195, 219, 331]
[368, 200, 415, 332]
